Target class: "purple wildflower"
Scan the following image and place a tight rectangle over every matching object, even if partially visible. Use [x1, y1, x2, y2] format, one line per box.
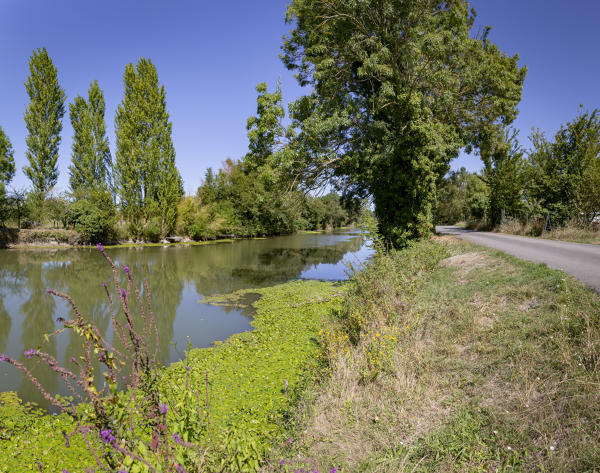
[172, 432, 184, 444]
[101, 281, 107, 289]
[159, 403, 168, 414]
[62, 470, 70, 473]
[46, 288, 53, 294]
[120, 289, 127, 299]
[0, 354, 7, 362]
[24, 349, 35, 359]
[186, 365, 190, 372]
[100, 429, 116, 444]
[122, 264, 131, 277]
[175, 464, 186, 473]
[330, 468, 338, 473]
[280, 459, 286, 466]
[96, 242, 104, 252]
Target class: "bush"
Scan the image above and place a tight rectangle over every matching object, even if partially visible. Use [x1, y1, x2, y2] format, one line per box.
[65, 199, 113, 243]
[143, 217, 162, 242]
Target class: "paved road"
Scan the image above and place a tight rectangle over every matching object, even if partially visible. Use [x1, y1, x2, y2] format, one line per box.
[436, 226, 600, 292]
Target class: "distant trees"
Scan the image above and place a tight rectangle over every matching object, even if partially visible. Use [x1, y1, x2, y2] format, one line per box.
[69, 80, 112, 196]
[23, 47, 66, 196]
[115, 58, 183, 234]
[435, 168, 488, 225]
[528, 109, 600, 223]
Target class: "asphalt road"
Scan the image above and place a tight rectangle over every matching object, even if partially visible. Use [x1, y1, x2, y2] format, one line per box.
[436, 226, 600, 292]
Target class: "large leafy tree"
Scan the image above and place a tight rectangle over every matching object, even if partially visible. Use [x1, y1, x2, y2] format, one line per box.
[23, 47, 66, 195]
[69, 80, 112, 196]
[283, 0, 526, 246]
[528, 109, 600, 223]
[115, 58, 183, 232]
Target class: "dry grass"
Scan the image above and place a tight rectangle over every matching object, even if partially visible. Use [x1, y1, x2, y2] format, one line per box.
[263, 237, 600, 472]
[497, 217, 600, 244]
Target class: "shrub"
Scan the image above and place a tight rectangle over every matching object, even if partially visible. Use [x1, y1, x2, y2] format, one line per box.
[65, 199, 113, 243]
[143, 217, 162, 242]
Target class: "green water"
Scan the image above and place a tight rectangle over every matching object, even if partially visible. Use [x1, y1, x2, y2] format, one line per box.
[0, 230, 369, 409]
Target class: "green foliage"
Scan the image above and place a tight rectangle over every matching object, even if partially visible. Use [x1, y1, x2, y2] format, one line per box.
[23, 47, 66, 194]
[481, 128, 527, 225]
[0, 126, 15, 224]
[435, 168, 489, 224]
[0, 392, 93, 472]
[69, 80, 112, 195]
[115, 58, 183, 233]
[283, 0, 526, 247]
[65, 190, 115, 243]
[528, 108, 600, 224]
[163, 280, 341, 470]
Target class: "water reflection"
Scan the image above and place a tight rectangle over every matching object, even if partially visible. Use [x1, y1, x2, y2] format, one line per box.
[0, 231, 368, 409]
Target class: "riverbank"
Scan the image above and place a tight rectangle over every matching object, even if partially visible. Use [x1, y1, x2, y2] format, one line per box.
[0, 227, 342, 250]
[0, 278, 343, 472]
[263, 237, 600, 472]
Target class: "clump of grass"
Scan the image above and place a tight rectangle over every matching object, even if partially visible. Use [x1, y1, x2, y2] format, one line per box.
[266, 237, 600, 472]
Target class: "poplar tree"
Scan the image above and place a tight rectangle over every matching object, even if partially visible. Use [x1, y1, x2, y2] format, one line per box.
[115, 58, 182, 232]
[0, 126, 16, 223]
[69, 80, 111, 196]
[23, 47, 66, 195]
[0, 126, 15, 197]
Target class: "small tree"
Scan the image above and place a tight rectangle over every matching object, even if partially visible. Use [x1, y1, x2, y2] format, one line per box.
[23, 47, 66, 196]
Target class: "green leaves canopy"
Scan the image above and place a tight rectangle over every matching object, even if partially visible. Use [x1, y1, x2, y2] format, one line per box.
[283, 0, 526, 246]
[23, 47, 66, 195]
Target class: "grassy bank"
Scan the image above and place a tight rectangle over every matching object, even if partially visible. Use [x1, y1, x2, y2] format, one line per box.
[266, 237, 600, 472]
[0, 279, 341, 472]
[495, 219, 600, 245]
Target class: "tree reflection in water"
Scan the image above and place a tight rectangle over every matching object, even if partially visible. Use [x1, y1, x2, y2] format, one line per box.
[0, 231, 368, 410]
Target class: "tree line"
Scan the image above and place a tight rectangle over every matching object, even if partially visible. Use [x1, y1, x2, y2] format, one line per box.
[436, 109, 600, 230]
[0, 49, 358, 243]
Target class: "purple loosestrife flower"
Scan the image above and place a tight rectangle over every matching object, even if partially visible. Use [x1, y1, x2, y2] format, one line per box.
[280, 459, 286, 466]
[159, 403, 168, 414]
[101, 281, 107, 289]
[100, 429, 116, 444]
[120, 289, 127, 299]
[24, 349, 35, 359]
[62, 470, 70, 473]
[172, 432, 184, 444]
[122, 264, 131, 277]
[0, 354, 7, 362]
[96, 243, 104, 252]
[330, 468, 338, 473]
[175, 464, 186, 473]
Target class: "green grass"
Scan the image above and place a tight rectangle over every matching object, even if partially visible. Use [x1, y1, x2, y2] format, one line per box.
[0, 279, 342, 471]
[267, 237, 600, 472]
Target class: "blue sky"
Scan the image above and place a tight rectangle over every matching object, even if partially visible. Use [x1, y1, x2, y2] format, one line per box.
[0, 1, 598, 194]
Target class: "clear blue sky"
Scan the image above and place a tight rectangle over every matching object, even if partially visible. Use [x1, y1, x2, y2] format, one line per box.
[1, 1, 599, 194]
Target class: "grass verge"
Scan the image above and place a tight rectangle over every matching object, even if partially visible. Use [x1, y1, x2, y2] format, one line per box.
[264, 237, 600, 472]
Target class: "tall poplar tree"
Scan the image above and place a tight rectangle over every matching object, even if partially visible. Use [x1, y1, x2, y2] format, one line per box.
[0, 126, 16, 223]
[23, 47, 66, 195]
[115, 58, 182, 232]
[0, 126, 15, 197]
[69, 80, 112, 195]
